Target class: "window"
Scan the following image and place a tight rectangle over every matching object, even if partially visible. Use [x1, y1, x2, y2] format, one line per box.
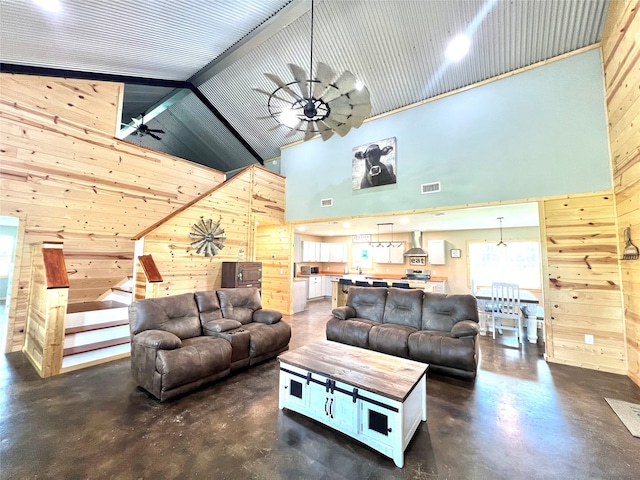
[468, 240, 541, 289]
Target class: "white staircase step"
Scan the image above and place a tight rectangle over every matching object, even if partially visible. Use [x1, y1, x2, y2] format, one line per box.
[66, 306, 128, 330]
[64, 325, 131, 349]
[61, 343, 131, 372]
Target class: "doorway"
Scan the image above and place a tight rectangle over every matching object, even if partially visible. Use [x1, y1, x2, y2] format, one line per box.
[0, 216, 20, 355]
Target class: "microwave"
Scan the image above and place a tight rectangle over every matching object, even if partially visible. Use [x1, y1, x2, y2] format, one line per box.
[300, 266, 319, 275]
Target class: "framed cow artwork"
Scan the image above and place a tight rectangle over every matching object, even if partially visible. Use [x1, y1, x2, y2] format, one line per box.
[352, 137, 397, 190]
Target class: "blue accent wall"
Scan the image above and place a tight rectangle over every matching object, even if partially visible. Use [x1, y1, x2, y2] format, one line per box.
[281, 49, 611, 222]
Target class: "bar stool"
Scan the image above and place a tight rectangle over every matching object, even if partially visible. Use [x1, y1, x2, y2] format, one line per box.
[355, 280, 370, 287]
[392, 282, 410, 289]
[372, 281, 388, 287]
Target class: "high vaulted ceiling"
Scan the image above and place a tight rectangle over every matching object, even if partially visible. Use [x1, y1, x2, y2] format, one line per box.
[1, 0, 610, 173]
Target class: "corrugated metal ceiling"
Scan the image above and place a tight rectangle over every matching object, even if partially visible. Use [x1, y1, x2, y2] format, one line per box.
[0, 0, 610, 171]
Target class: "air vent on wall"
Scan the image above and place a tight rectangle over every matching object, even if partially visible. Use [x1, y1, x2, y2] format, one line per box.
[421, 182, 441, 194]
[320, 198, 334, 207]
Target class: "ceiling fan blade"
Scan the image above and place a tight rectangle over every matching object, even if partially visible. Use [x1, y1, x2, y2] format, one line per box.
[284, 120, 304, 138]
[253, 88, 291, 104]
[348, 114, 367, 128]
[348, 87, 370, 105]
[323, 71, 358, 103]
[316, 121, 334, 141]
[313, 62, 336, 98]
[148, 129, 165, 133]
[327, 95, 351, 114]
[351, 104, 371, 118]
[148, 132, 162, 140]
[304, 121, 317, 141]
[264, 73, 302, 101]
[288, 63, 310, 98]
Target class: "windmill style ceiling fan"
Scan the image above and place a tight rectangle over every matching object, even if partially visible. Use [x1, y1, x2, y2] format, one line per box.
[256, 0, 371, 142]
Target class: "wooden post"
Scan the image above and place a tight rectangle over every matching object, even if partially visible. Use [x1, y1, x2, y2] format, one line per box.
[22, 242, 69, 378]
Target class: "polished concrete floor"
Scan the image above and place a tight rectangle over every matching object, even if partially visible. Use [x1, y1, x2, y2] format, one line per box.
[2, 299, 639, 479]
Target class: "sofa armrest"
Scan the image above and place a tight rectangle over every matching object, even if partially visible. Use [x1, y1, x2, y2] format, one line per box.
[332, 306, 356, 320]
[203, 319, 243, 335]
[450, 320, 480, 338]
[253, 309, 282, 325]
[132, 330, 182, 349]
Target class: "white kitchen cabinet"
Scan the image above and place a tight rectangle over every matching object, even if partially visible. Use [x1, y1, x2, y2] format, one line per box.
[329, 243, 347, 263]
[373, 243, 405, 264]
[320, 243, 331, 262]
[427, 239, 445, 265]
[308, 275, 322, 299]
[302, 241, 321, 262]
[294, 235, 302, 263]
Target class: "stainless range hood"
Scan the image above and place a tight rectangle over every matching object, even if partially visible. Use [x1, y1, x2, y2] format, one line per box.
[403, 231, 428, 257]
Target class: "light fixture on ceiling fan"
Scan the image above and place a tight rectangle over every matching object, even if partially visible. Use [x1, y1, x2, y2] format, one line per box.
[496, 217, 507, 247]
[257, 0, 371, 142]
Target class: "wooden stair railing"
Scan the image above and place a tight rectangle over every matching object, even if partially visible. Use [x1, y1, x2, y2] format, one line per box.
[135, 254, 163, 300]
[22, 242, 69, 378]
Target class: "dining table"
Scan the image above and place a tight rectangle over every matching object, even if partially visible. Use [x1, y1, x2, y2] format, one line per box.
[474, 287, 543, 343]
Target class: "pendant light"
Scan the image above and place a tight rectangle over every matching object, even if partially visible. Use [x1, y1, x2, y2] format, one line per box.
[496, 217, 507, 247]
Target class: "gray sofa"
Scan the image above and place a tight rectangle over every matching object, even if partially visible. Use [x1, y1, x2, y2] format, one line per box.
[326, 286, 480, 379]
[129, 287, 291, 401]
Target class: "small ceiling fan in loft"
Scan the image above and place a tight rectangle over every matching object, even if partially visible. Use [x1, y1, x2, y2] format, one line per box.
[129, 113, 165, 141]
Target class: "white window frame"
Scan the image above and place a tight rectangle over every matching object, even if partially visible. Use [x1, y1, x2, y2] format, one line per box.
[468, 239, 541, 290]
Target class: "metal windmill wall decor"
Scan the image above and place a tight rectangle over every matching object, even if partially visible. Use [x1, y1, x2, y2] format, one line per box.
[257, 0, 371, 142]
[190, 218, 226, 257]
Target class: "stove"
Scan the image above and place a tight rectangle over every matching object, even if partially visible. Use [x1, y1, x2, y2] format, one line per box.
[401, 269, 431, 282]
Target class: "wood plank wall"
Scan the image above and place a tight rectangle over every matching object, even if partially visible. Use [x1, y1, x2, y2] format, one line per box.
[135, 166, 289, 309]
[256, 223, 294, 314]
[601, 0, 640, 386]
[541, 194, 626, 374]
[0, 73, 225, 352]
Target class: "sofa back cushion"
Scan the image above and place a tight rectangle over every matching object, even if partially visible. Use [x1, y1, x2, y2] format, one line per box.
[216, 287, 262, 325]
[421, 293, 479, 331]
[346, 287, 387, 323]
[129, 293, 201, 339]
[194, 290, 223, 325]
[382, 287, 423, 329]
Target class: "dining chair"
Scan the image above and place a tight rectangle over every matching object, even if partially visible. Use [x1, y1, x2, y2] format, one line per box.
[490, 282, 523, 344]
[338, 278, 353, 294]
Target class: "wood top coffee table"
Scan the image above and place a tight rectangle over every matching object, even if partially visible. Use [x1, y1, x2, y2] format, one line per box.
[278, 340, 428, 467]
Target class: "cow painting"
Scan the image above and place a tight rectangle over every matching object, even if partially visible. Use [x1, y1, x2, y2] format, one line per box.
[352, 137, 397, 190]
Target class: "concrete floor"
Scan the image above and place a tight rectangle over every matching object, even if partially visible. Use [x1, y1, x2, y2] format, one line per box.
[1, 299, 639, 479]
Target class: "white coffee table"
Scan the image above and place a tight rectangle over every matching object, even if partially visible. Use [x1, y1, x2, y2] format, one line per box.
[278, 340, 428, 468]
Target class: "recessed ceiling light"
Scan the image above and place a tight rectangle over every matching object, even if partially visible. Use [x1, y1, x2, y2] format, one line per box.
[298, 226, 306, 231]
[343, 222, 351, 228]
[400, 218, 409, 225]
[33, 0, 62, 13]
[446, 34, 470, 62]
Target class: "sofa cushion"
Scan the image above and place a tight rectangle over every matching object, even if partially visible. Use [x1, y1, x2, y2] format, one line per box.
[346, 287, 388, 323]
[195, 291, 223, 324]
[408, 331, 477, 372]
[132, 330, 182, 349]
[202, 319, 242, 335]
[254, 309, 282, 325]
[421, 293, 479, 331]
[217, 287, 262, 325]
[369, 324, 417, 358]
[382, 288, 423, 329]
[242, 321, 291, 357]
[451, 320, 480, 338]
[129, 293, 201, 339]
[156, 336, 231, 390]
[326, 317, 379, 349]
